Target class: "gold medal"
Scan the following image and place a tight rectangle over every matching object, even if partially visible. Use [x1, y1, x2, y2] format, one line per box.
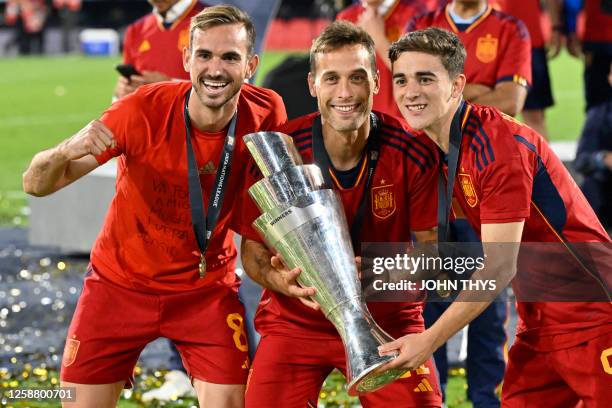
[436, 272, 451, 298]
[199, 254, 206, 278]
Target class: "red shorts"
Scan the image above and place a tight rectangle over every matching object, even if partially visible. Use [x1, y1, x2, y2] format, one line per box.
[60, 266, 250, 386]
[502, 332, 612, 407]
[245, 335, 441, 408]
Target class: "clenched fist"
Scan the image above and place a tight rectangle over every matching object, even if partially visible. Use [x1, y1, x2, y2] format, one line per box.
[59, 120, 116, 160]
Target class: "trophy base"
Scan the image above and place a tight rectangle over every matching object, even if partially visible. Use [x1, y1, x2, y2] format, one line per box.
[346, 356, 407, 396]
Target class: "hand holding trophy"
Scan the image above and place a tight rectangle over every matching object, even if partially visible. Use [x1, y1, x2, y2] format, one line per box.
[244, 131, 406, 395]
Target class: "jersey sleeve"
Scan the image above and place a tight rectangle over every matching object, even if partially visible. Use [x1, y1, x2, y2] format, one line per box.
[122, 23, 136, 66]
[231, 159, 266, 243]
[477, 124, 535, 223]
[496, 19, 532, 87]
[407, 141, 439, 231]
[262, 90, 288, 130]
[96, 90, 148, 165]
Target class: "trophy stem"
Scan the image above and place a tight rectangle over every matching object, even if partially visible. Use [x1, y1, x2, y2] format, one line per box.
[327, 301, 406, 396]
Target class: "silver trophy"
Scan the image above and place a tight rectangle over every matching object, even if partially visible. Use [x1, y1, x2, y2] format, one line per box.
[244, 132, 406, 395]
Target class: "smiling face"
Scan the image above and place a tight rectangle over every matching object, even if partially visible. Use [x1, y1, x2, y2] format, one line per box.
[392, 51, 465, 132]
[308, 44, 379, 133]
[183, 23, 258, 111]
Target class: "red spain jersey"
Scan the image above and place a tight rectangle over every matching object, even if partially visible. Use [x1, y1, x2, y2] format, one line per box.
[93, 81, 287, 294]
[583, 0, 612, 44]
[337, 0, 440, 119]
[238, 111, 439, 338]
[446, 102, 611, 350]
[407, 4, 532, 88]
[494, 0, 545, 48]
[122, 0, 205, 80]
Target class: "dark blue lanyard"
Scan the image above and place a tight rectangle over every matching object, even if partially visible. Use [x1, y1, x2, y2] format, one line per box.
[184, 90, 237, 277]
[311, 113, 381, 252]
[438, 101, 466, 245]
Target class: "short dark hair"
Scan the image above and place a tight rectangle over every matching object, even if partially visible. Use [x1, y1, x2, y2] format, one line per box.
[190, 5, 256, 55]
[310, 20, 377, 76]
[389, 27, 466, 78]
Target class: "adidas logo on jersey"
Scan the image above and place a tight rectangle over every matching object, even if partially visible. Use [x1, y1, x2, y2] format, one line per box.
[199, 161, 216, 175]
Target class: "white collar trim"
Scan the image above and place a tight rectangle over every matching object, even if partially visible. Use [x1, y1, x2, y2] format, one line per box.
[153, 0, 195, 25]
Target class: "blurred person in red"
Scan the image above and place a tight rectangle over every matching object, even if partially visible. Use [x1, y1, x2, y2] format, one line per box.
[114, 0, 207, 100]
[53, 0, 82, 54]
[494, 0, 564, 139]
[336, 0, 442, 119]
[4, 0, 48, 55]
[23, 6, 287, 407]
[407, 0, 532, 117]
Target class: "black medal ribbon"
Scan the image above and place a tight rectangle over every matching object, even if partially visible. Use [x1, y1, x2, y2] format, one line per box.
[184, 90, 237, 277]
[312, 113, 381, 252]
[438, 100, 466, 252]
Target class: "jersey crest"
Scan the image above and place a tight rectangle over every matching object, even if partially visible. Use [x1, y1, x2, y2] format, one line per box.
[459, 173, 478, 207]
[476, 34, 498, 63]
[62, 336, 80, 367]
[371, 180, 396, 219]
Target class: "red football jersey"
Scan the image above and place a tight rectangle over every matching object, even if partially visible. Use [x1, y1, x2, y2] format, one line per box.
[445, 102, 611, 350]
[337, 0, 440, 119]
[494, 0, 544, 48]
[583, 0, 612, 43]
[122, 0, 205, 80]
[93, 81, 287, 293]
[407, 4, 532, 88]
[238, 111, 439, 338]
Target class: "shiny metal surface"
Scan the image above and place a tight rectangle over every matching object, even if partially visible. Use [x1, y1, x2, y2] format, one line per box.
[243, 132, 303, 177]
[248, 164, 325, 213]
[246, 132, 407, 395]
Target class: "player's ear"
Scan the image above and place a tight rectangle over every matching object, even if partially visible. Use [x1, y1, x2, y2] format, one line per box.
[307, 72, 317, 97]
[246, 54, 259, 80]
[182, 46, 191, 73]
[372, 69, 380, 95]
[451, 74, 466, 98]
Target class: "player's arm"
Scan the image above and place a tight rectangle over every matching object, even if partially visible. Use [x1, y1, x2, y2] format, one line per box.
[413, 229, 436, 243]
[23, 120, 114, 196]
[462, 83, 492, 101]
[378, 220, 524, 372]
[358, 6, 392, 69]
[241, 238, 319, 309]
[469, 81, 528, 117]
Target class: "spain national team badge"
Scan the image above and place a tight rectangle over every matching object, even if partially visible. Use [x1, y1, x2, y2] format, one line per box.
[476, 34, 498, 63]
[62, 336, 80, 367]
[178, 29, 190, 51]
[459, 173, 478, 207]
[371, 181, 396, 219]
